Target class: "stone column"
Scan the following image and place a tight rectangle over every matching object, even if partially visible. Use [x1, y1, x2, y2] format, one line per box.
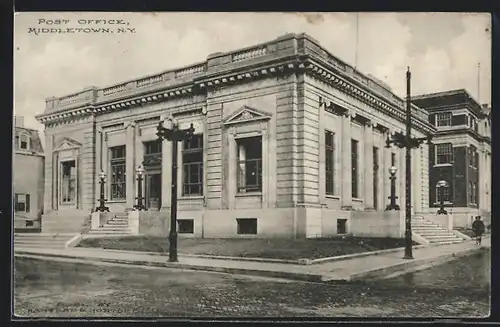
[413, 147, 423, 214]
[125, 122, 136, 209]
[363, 123, 374, 209]
[261, 123, 269, 209]
[383, 131, 391, 209]
[341, 112, 352, 209]
[94, 128, 103, 209]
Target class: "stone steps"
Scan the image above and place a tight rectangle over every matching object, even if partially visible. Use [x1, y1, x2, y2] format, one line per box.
[411, 217, 463, 244]
[14, 233, 78, 249]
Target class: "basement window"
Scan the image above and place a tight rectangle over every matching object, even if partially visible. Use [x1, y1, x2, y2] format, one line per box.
[178, 219, 194, 234]
[237, 218, 257, 235]
[25, 221, 34, 227]
[337, 219, 347, 235]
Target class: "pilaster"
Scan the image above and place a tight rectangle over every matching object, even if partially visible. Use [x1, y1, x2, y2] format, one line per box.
[261, 123, 269, 209]
[94, 127, 103, 209]
[341, 112, 352, 209]
[363, 123, 374, 209]
[125, 122, 136, 209]
[318, 103, 326, 204]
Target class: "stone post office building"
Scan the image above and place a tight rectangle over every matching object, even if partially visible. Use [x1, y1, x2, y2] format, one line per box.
[36, 33, 437, 238]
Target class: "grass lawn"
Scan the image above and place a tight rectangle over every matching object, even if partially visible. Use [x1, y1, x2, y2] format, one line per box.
[78, 236, 419, 260]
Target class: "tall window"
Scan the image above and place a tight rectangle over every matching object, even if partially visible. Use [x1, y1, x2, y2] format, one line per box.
[436, 184, 450, 203]
[19, 134, 29, 150]
[110, 146, 126, 200]
[436, 112, 452, 127]
[182, 134, 204, 196]
[436, 143, 453, 165]
[351, 139, 359, 198]
[473, 182, 477, 204]
[14, 193, 30, 212]
[391, 153, 396, 166]
[469, 182, 474, 204]
[61, 160, 76, 203]
[373, 147, 379, 210]
[237, 137, 262, 193]
[325, 131, 335, 195]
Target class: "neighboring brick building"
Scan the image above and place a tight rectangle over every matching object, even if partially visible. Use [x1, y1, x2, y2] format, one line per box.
[13, 116, 45, 232]
[412, 89, 492, 228]
[35, 33, 436, 238]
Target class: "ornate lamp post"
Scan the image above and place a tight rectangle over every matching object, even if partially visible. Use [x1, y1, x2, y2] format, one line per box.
[156, 117, 195, 262]
[95, 170, 109, 212]
[385, 67, 432, 260]
[437, 180, 449, 215]
[134, 165, 147, 211]
[386, 166, 400, 210]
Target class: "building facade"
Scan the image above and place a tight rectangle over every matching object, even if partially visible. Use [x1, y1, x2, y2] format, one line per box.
[36, 33, 436, 238]
[412, 90, 492, 228]
[13, 116, 45, 232]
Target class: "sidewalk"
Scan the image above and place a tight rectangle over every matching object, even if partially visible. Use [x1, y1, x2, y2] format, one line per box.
[14, 238, 489, 282]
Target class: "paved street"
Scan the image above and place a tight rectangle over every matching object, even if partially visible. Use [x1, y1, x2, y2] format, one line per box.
[14, 248, 490, 318]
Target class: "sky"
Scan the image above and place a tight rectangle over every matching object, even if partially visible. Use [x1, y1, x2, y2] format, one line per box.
[14, 12, 491, 137]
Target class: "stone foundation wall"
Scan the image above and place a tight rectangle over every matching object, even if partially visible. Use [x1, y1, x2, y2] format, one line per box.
[349, 210, 403, 238]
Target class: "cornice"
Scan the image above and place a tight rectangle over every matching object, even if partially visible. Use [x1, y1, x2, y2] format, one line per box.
[36, 55, 435, 135]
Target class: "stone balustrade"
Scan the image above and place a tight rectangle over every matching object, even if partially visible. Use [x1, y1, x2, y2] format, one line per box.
[232, 46, 268, 62]
[102, 83, 127, 96]
[136, 74, 164, 88]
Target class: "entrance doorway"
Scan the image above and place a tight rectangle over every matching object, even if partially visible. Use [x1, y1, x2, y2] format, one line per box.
[145, 173, 162, 210]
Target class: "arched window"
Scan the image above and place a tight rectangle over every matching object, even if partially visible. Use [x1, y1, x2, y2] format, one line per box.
[19, 134, 29, 150]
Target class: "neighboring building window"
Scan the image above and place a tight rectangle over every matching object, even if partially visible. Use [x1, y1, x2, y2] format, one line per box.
[391, 153, 396, 167]
[351, 139, 359, 198]
[325, 131, 335, 195]
[14, 193, 30, 212]
[470, 146, 478, 168]
[144, 140, 161, 155]
[473, 182, 477, 204]
[237, 218, 257, 235]
[436, 112, 452, 127]
[237, 137, 262, 193]
[178, 219, 194, 234]
[19, 134, 29, 150]
[435, 143, 453, 165]
[61, 160, 76, 203]
[373, 146, 379, 210]
[436, 184, 450, 203]
[182, 134, 204, 196]
[110, 145, 126, 200]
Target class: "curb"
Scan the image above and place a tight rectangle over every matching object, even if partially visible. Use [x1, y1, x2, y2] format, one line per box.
[71, 248, 298, 265]
[14, 251, 324, 282]
[347, 246, 485, 281]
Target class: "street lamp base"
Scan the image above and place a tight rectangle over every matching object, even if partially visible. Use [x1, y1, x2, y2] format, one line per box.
[403, 254, 414, 260]
[437, 208, 448, 215]
[95, 206, 110, 212]
[385, 204, 400, 211]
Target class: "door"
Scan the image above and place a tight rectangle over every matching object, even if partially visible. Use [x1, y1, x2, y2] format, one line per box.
[146, 173, 162, 210]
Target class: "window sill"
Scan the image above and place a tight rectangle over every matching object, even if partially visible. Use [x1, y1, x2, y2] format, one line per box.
[107, 200, 126, 204]
[432, 202, 453, 205]
[352, 198, 364, 203]
[434, 163, 453, 167]
[236, 192, 262, 198]
[325, 194, 340, 200]
[179, 195, 204, 200]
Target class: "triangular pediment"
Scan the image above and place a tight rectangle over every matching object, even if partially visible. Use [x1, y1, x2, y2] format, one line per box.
[54, 137, 82, 151]
[223, 105, 272, 126]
